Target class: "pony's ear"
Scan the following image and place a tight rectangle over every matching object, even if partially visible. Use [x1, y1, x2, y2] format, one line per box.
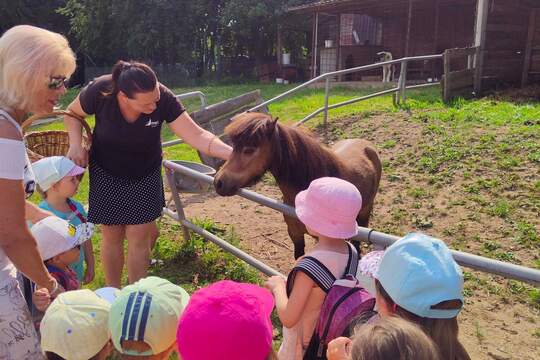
[267, 117, 279, 137]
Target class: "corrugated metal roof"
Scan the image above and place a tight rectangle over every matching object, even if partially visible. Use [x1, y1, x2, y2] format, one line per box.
[287, 0, 356, 13]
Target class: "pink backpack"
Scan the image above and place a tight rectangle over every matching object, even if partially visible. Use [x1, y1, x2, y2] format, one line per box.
[286, 242, 376, 360]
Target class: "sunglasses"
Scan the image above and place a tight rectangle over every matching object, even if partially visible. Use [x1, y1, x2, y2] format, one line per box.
[48, 76, 68, 90]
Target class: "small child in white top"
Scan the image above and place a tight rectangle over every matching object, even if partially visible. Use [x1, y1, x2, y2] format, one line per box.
[265, 177, 363, 360]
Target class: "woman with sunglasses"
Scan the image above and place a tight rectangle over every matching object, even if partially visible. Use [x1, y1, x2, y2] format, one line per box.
[64, 60, 232, 288]
[0, 25, 76, 358]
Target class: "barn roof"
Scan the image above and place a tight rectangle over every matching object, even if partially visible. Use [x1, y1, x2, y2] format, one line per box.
[287, 0, 480, 15]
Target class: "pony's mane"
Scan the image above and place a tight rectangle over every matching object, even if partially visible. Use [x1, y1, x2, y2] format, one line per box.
[225, 112, 345, 190]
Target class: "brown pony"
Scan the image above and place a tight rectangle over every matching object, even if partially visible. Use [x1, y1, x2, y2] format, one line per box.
[214, 112, 382, 259]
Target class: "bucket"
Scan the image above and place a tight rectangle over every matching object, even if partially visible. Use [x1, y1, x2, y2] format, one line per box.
[325, 40, 334, 48]
[276, 78, 284, 84]
[282, 53, 291, 65]
[168, 160, 216, 193]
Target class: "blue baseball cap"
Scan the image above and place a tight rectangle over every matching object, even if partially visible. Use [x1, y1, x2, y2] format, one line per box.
[33, 156, 85, 191]
[375, 232, 464, 319]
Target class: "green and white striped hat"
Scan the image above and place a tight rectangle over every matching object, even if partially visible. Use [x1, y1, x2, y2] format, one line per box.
[109, 276, 190, 356]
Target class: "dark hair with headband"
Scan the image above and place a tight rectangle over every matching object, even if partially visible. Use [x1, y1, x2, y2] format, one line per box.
[104, 60, 157, 98]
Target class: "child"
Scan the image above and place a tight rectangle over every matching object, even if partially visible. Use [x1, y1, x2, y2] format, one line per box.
[40, 289, 115, 360]
[373, 232, 471, 360]
[108, 276, 190, 359]
[33, 156, 95, 284]
[265, 177, 363, 360]
[29, 216, 94, 330]
[30, 216, 94, 320]
[343, 233, 471, 360]
[177, 280, 277, 360]
[326, 317, 441, 360]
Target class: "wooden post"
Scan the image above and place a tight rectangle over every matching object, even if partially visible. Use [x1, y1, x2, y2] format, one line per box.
[337, 13, 342, 81]
[433, 0, 439, 52]
[522, 10, 537, 87]
[277, 24, 283, 66]
[432, 0, 440, 78]
[405, 0, 413, 57]
[443, 50, 450, 102]
[474, 0, 489, 95]
[313, 12, 319, 78]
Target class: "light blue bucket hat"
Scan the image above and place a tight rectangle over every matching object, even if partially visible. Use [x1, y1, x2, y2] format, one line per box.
[375, 232, 464, 319]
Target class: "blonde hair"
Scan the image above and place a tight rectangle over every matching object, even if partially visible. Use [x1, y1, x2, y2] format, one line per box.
[0, 25, 76, 112]
[351, 317, 441, 360]
[119, 340, 175, 360]
[375, 280, 471, 360]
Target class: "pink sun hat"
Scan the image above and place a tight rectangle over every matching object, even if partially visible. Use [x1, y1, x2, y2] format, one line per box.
[356, 250, 385, 295]
[176, 280, 274, 360]
[295, 177, 362, 239]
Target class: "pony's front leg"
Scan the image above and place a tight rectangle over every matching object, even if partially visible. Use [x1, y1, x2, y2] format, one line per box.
[284, 215, 306, 259]
[290, 230, 305, 260]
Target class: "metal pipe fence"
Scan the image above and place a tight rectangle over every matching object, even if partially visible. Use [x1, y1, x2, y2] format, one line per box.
[162, 92, 209, 148]
[248, 54, 443, 126]
[162, 160, 540, 286]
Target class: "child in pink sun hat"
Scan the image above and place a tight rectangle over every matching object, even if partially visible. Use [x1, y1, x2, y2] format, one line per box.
[265, 177, 363, 360]
[176, 280, 277, 360]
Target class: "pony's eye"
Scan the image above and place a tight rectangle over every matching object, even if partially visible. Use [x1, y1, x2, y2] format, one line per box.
[243, 147, 256, 155]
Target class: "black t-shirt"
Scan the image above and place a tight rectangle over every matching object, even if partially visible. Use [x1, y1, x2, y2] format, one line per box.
[79, 75, 185, 179]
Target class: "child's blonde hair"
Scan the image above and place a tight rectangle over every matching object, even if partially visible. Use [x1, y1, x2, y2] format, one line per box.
[119, 340, 175, 360]
[0, 25, 75, 111]
[351, 316, 441, 360]
[375, 280, 470, 360]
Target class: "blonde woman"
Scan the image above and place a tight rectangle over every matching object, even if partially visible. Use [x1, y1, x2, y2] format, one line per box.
[0, 25, 76, 358]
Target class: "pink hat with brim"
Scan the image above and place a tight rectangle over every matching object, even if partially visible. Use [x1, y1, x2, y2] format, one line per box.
[177, 280, 274, 360]
[356, 250, 384, 295]
[66, 164, 85, 177]
[295, 177, 362, 239]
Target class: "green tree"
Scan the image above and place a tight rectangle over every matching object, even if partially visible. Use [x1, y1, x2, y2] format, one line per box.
[0, 0, 69, 34]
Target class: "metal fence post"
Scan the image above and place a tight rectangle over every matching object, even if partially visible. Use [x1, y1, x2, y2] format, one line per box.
[164, 167, 191, 242]
[323, 77, 330, 127]
[398, 60, 408, 105]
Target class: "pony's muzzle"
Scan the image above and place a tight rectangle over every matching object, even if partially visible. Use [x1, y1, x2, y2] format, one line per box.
[213, 174, 238, 196]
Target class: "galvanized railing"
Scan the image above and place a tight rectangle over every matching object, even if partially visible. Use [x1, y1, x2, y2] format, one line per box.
[175, 91, 208, 110]
[161, 92, 209, 149]
[248, 54, 443, 126]
[162, 160, 540, 286]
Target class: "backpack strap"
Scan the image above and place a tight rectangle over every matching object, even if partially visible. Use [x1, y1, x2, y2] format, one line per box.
[66, 198, 87, 224]
[343, 241, 359, 278]
[287, 256, 336, 295]
[46, 264, 68, 290]
[287, 242, 359, 296]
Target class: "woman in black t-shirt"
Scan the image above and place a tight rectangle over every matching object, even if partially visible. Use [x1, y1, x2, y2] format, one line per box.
[64, 61, 231, 287]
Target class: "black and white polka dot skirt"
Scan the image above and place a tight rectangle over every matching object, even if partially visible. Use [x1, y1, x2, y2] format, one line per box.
[88, 160, 165, 225]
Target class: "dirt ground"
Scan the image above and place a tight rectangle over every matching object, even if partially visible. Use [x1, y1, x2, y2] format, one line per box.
[168, 112, 539, 360]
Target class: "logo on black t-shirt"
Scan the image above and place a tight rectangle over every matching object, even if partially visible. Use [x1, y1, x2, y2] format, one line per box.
[145, 118, 159, 128]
